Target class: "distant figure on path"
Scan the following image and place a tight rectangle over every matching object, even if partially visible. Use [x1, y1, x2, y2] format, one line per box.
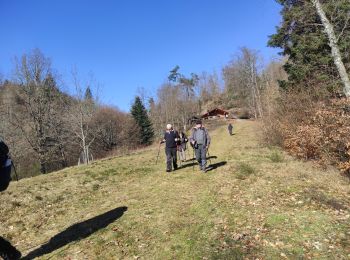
[228, 123, 233, 136]
[178, 131, 188, 162]
[160, 124, 180, 172]
[190, 120, 211, 172]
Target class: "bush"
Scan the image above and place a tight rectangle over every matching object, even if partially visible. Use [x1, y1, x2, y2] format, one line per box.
[263, 93, 350, 177]
[268, 150, 284, 163]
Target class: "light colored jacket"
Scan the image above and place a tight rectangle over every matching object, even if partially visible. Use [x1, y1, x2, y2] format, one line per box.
[190, 127, 211, 147]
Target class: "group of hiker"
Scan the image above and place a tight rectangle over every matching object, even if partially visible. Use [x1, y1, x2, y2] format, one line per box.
[160, 120, 211, 173]
[159, 120, 235, 173]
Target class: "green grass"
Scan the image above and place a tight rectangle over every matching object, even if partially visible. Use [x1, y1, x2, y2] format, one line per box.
[235, 162, 256, 179]
[268, 150, 285, 163]
[0, 120, 350, 259]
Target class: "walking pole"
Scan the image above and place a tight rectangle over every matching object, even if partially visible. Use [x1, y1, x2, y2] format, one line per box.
[192, 147, 195, 172]
[156, 143, 162, 164]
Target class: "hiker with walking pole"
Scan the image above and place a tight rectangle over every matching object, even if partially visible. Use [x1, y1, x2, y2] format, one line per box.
[190, 120, 211, 173]
[160, 124, 180, 173]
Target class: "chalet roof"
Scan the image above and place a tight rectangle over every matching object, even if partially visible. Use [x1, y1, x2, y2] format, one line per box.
[201, 108, 228, 118]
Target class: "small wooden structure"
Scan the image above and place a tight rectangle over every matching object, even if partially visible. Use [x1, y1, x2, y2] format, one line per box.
[201, 108, 229, 120]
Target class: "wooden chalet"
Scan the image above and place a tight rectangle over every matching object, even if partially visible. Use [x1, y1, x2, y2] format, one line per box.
[201, 108, 229, 120]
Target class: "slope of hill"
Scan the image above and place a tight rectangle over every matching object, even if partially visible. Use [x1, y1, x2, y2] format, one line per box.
[1, 120, 349, 259]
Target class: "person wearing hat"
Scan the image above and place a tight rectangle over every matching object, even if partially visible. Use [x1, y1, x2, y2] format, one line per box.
[190, 120, 211, 172]
[160, 124, 180, 172]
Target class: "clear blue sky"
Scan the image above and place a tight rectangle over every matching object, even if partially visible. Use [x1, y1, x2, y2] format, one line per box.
[0, 0, 282, 111]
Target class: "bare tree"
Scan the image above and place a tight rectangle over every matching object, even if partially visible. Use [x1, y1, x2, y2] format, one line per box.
[312, 0, 350, 97]
[223, 47, 263, 118]
[69, 70, 98, 165]
[10, 49, 64, 173]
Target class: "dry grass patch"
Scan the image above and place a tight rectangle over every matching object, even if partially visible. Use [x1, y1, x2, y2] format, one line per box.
[0, 120, 349, 259]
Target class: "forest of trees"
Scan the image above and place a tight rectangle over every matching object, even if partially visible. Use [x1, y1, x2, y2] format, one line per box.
[1, 1, 349, 178]
[0, 47, 285, 178]
[264, 0, 350, 176]
[0, 49, 141, 178]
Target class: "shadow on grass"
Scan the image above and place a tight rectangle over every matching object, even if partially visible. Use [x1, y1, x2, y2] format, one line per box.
[186, 155, 218, 162]
[23, 206, 127, 259]
[0, 236, 22, 260]
[178, 162, 198, 170]
[206, 161, 227, 172]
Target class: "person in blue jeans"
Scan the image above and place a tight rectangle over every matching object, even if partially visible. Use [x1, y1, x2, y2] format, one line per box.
[190, 120, 211, 172]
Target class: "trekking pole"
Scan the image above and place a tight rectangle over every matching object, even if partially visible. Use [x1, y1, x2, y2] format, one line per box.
[156, 143, 162, 164]
[192, 147, 195, 172]
[11, 160, 19, 181]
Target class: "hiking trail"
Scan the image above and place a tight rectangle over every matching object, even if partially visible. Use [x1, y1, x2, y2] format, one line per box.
[1, 120, 349, 259]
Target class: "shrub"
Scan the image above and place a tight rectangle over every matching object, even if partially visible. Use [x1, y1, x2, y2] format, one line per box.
[269, 150, 284, 163]
[236, 163, 256, 180]
[263, 93, 350, 177]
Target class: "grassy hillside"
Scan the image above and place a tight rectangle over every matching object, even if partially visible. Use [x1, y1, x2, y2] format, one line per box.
[1, 120, 350, 259]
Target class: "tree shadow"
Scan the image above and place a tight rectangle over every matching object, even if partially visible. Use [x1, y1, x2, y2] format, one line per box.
[0, 236, 22, 260]
[206, 161, 227, 172]
[23, 206, 127, 259]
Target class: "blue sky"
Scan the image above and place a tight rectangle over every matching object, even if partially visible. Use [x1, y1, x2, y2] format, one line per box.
[0, 0, 282, 111]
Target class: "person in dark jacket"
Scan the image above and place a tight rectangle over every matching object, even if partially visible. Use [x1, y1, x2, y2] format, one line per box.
[228, 123, 233, 136]
[190, 120, 211, 172]
[178, 131, 188, 162]
[160, 124, 180, 172]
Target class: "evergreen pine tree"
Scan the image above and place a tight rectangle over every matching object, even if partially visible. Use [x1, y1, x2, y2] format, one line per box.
[131, 96, 154, 145]
[84, 86, 93, 100]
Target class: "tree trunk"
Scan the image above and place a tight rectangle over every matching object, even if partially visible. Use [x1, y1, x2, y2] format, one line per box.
[312, 0, 350, 97]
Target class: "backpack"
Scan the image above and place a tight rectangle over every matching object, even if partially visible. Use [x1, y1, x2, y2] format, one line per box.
[194, 128, 206, 145]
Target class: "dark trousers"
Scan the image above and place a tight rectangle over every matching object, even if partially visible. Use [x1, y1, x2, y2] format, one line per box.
[165, 147, 177, 171]
[0, 166, 11, 192]
[195, 145, 207, 170]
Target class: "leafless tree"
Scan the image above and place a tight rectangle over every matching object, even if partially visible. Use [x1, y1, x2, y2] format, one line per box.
[69, 70, 99, 165]
[9, 49, 65, 173]
[312, 0, 350, 97]
[223, 47, 263, 118]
